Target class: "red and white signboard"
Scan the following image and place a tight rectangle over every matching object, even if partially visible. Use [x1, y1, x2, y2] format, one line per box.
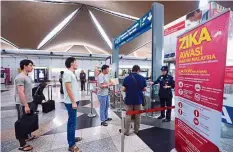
[224, 66, 233, 84]
[164, 21, 185, 36]
[175, 11, 230, 152]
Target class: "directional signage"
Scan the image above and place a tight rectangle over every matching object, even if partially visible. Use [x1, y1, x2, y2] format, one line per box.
[114, 10, 152, 47]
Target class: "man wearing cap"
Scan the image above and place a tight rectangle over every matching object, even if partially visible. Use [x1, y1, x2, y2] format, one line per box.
[150, 66, 175, 122]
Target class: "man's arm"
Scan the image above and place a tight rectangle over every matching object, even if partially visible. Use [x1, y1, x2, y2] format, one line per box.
[65, 82, 77, 108]
[17, 85, 30, 114]
[17, 86, 29, 107]
[98, 75, 112, 88]
[142, 78, 147, 91]
[99, 83, 111, 88]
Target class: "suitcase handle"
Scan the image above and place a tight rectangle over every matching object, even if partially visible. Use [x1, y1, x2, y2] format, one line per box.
[47, 85, 52, 100]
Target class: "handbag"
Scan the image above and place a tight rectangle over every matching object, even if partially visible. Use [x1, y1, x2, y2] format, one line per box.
[131, 75, 147, 106]
[15, 113, 39, 140]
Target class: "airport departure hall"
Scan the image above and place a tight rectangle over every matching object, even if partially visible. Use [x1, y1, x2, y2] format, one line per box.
[1, 0, 233, 152]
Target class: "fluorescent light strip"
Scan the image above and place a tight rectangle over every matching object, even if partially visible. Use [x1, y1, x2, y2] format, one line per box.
[37, 8, 79, 49]
[131, 40, 152, 54]
[0, 37, 19, 49]
[86, 45, 110, 55]
[101, 8, 139, 20]
[84, 46, 92, 54]
[91, 6, 139, 21]
[88, 10, 112, 50]
[47, 42, 110, 55]
[65, 45, 73, 52]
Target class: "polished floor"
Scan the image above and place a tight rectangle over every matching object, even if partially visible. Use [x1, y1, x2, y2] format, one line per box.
[1, 83, 233, 152]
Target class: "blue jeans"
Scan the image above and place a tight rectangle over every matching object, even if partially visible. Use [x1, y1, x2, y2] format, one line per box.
[64, 102, 79, 148]
[98, 95, 109, 122]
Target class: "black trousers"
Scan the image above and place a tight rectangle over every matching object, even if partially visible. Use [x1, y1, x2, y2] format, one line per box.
[159, 97, 172, 119]
[15, 102, 35, 147]
[81, 81, 85, 91]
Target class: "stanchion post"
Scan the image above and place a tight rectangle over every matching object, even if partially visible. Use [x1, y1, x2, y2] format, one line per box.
[88, 90, 97, 118]
[121, 110, 126, 152]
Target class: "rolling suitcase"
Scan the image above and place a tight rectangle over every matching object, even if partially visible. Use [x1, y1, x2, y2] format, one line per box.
[42, 85, 55, 113]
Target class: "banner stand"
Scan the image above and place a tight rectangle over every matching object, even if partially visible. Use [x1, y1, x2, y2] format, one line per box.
[174, 10, 231, 152]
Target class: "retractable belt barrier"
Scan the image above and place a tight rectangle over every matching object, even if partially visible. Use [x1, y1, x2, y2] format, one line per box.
[120, 105, 175, 152]
[126, 106, 175, 115]
[88, 89, 97, 118]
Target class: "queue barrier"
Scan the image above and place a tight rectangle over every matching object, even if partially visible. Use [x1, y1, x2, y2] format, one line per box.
[120, 105, 175, 152]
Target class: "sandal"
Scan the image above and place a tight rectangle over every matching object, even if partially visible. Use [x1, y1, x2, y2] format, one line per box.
[68, 146, 81, 152]
[75, 137, 82, 142]
[25, 135, 38, 142]
[18, 145, 33, 151]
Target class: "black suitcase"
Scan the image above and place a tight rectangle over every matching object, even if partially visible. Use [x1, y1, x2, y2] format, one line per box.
[42, 85, 55, 113]
[15, 113, 39, 140]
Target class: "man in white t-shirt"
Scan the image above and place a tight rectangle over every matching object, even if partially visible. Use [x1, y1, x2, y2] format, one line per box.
[97, 65, 114, 126]
[63, 57, 81, 152]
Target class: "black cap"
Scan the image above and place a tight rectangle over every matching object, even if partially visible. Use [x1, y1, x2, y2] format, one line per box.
[161, 66, 168, 71]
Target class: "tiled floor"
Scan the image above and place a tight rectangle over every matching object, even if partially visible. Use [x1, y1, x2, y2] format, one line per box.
[1, 83, 233, 152]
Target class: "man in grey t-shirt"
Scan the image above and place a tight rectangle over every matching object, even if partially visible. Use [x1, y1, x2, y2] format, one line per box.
[97, 65, 113, 126]
[14, 59, 36, 151]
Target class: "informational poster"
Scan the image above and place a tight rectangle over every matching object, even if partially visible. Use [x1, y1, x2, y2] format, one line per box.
[175, 11, 230, 152]
[222, 66, 233, 125]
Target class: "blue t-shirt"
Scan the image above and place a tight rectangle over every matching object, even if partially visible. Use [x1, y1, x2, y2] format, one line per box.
[123, 73, 147, 105]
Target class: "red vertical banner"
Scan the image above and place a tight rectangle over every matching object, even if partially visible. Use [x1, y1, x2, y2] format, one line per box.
[175, 11, 230, 152]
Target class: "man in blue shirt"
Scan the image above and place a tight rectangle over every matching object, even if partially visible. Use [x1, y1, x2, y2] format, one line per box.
[121, 65, 147, 135]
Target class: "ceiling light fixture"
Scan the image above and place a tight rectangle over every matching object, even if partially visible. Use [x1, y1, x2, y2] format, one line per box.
[37, 8, 80, 49]
[88, 10, 113, 50]
[91, 6, 139, 21]
[101, 8, 139, 20]
[65, 45, 73, 52]
[0, 37, 19, 49]
[84, 45, 93, 54]
[47, 42, 110, 55]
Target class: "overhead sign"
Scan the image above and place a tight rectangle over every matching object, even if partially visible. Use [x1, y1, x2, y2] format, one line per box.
[114, 10, 152, 47]
[175, 11, 230, 152]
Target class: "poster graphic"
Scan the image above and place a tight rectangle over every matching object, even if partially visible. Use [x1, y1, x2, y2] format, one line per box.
[175, 11, 230, 152]
[222, 66, 233, 125]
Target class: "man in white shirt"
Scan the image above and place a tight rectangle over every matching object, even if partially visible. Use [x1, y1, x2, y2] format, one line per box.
[97, 65, 113, 126]
[63, 57, 81, 152]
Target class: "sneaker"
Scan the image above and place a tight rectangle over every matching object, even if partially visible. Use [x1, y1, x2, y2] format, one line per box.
[105, 118, 112, 121]
[119, 129, 129, 136]
[162, 118, 171, 122]
[157, 115, 165, 120]
[101, 121, 108, 126]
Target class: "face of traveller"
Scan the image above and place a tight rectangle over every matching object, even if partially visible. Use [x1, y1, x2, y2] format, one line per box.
[103, 68, 109, 74]
[71, 60, 78, 70]
[24, 63, 33, 73]
[81, 70, 84, 73]
[189, 11, 202, 22]
[162, 70, 167, 76]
